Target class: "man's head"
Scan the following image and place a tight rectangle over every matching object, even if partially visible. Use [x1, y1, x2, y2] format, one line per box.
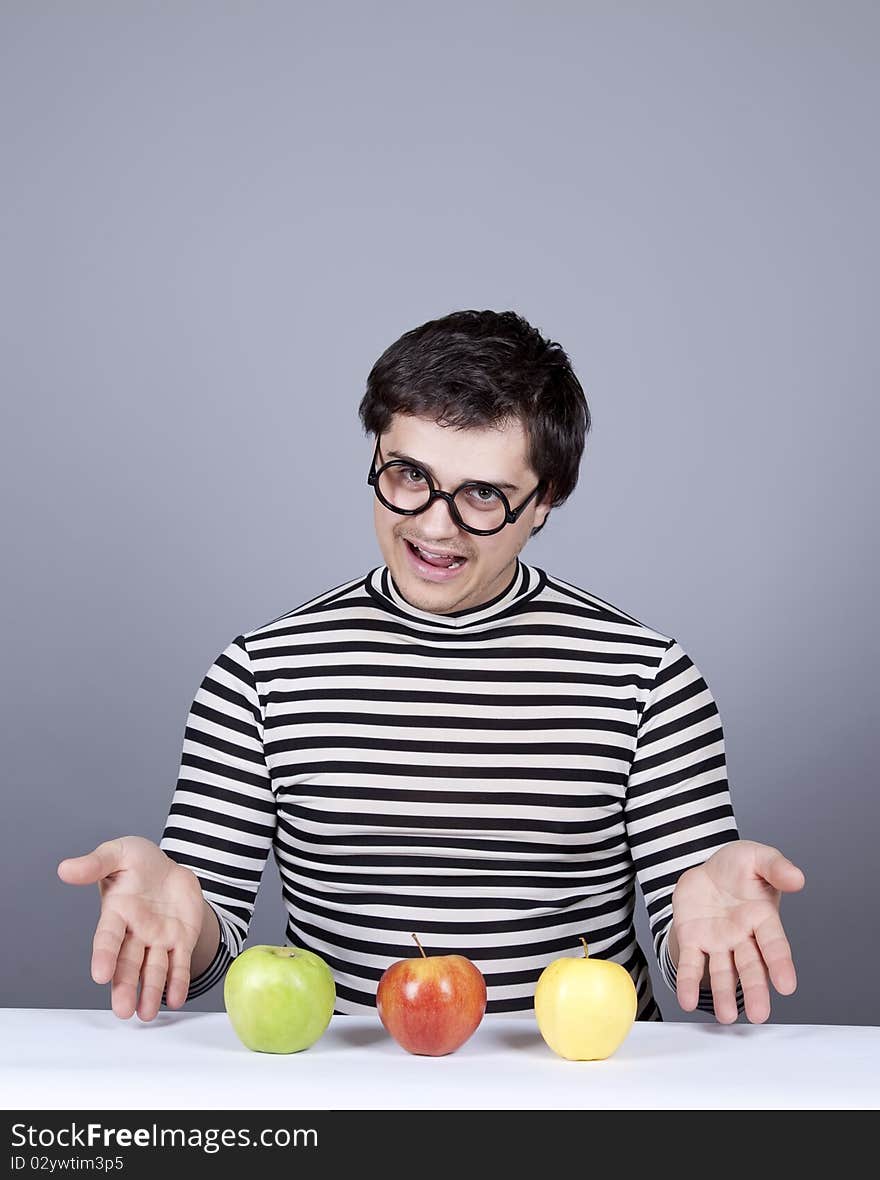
[358, 309, 591, 615]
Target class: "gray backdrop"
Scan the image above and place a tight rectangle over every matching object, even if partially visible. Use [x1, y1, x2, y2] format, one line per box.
[2, 1, 877, 1026]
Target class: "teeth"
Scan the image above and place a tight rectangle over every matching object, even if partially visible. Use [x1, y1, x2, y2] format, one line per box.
[415, 544, 460, 559]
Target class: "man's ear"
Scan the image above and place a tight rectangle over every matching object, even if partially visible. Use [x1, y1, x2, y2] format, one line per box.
[532, 487, 554, 532]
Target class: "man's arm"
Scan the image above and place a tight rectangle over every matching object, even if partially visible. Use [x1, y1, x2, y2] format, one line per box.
[158, 633, 277, 1007]
[624, 638, 746, 1019]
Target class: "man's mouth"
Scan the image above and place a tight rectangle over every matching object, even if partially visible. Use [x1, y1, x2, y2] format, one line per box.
[403, 539, 469, 569]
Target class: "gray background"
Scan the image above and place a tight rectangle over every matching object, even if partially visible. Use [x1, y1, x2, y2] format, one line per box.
[2, 1, 877, 1026]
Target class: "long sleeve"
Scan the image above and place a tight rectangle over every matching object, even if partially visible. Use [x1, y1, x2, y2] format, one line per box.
[158, 634, 277, 1004]
[625, 638, 746, 1018]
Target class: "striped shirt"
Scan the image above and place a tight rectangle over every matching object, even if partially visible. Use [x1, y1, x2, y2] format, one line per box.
[159, 558, 746, 1020]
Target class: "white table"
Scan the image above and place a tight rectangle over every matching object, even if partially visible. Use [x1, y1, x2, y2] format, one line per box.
[2, 1009, 878, 1110]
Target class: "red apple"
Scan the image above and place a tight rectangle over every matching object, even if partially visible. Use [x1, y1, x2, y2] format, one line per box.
[376, 933, 487, 1055]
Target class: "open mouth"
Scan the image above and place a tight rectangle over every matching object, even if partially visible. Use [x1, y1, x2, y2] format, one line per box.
[403, 538, 469, 575]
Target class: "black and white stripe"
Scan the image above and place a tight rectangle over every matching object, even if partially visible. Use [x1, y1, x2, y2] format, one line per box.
[160, 558, 745, 1019]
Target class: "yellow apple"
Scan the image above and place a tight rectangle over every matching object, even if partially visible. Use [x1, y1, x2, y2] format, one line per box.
[534, 937, 638, 1060]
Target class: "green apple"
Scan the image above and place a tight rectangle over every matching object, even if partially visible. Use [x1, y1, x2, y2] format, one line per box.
[223, 944, 336, 1053]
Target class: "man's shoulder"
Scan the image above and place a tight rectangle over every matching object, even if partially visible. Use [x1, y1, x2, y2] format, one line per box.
[537, 566, 673, 646]
[240, 569, 375, 642]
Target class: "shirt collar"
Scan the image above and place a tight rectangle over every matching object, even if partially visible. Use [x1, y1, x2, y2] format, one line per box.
[365, 556, 544, 629]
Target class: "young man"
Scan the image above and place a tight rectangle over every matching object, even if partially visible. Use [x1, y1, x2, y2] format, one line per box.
[58, 310, 805, 1027]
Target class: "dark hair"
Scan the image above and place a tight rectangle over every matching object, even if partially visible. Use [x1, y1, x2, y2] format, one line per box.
[358, 309, 591, 538]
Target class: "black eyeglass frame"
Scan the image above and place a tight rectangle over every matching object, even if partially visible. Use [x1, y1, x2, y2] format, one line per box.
[367, 437, 546, 537]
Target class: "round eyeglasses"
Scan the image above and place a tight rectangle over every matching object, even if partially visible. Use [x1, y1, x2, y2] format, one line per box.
[367, 438, 545, 536]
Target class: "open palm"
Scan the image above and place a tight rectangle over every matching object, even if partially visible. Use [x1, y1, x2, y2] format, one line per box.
[671, 839, 805, 1023]
[58, 836, 205, 1020]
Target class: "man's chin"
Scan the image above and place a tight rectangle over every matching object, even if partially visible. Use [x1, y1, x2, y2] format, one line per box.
[393, 564, 478, 614]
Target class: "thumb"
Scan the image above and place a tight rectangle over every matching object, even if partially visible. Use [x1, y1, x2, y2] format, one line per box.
[57, 838, 125, 885]
[757, 846, 806, 893]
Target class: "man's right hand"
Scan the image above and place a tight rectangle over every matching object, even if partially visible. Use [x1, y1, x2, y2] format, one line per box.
[57, 836, 206, 1022]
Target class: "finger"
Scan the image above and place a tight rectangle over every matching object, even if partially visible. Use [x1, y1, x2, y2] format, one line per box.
[675, 943, 706, 1012]
[754, 912, 798, 995]
[58, 839, 125, 885]
[137, 945, 169, 1023]
[754, 846, 806, 893]
[110, 933, 146, 1020]
[709, 949, 740, 1024]
[91, 909, 127, 985]
[163, 946, 192, 1010]
[733, 937, 771, 1023]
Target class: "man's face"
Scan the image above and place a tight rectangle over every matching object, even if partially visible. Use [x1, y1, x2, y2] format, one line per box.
[372, 413, 552, 614]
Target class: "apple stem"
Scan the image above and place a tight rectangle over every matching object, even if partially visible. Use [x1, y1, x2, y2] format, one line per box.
[412, 933, 427, 958]
[580, 937, 590, 958]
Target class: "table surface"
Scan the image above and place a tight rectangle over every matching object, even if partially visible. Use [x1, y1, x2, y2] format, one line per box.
[3, 1008, 878, 1110]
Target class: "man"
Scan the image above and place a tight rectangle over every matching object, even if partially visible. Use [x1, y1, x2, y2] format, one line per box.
[58, 309, 805, 1027]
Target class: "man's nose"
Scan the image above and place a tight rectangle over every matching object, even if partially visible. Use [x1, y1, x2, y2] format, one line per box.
[417, 493, 463, 535]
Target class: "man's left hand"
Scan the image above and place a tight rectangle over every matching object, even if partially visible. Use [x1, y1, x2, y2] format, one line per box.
[670, 839, 806, 1024]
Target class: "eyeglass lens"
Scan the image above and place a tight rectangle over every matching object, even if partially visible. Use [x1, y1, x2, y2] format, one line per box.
[376, 464, 507, 532]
